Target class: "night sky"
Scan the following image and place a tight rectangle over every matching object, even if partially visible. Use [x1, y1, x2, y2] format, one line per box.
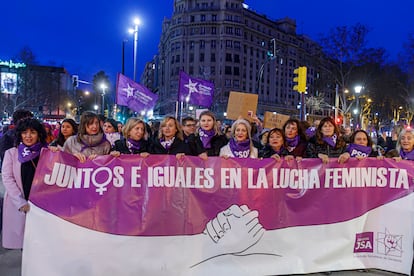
[2, 0, 413, 88]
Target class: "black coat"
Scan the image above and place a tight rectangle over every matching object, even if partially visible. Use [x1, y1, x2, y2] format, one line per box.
[305, 136, 346, 158]
[259, 146, 290, 158]
[196, 134, 228, 156]
[150, 137, 192, 155]
[183, 133, 205, 156]
[113, 138, 150, 154]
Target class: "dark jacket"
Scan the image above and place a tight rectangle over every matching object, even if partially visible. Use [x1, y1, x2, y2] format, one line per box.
[150, 137, 192, 155]
[197, 134, 228, 157]
[305, 136, 346, 158]
[287, 139, 308, 157]
[183, 133, 205, 156]
[259, 146, 290, 158]
[113, 138, 150, 154]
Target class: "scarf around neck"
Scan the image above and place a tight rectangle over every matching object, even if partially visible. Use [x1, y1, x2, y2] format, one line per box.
[18, 142, 45, 163]
[79, 133, 107, 152]
[400, 148, 414, 160]
[323, 134, 337, 148]
[286, 135, 299, 152]
[229, 138, 251, 158]
[127, 138, 141, 152]
[347, 143, 372, 157]
[161, 137, 175, 150]
[198, 128, 215, 149]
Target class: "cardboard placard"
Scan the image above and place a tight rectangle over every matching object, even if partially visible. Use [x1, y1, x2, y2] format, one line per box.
[226, 91, 258, 121]
[263, 112, 290, 129]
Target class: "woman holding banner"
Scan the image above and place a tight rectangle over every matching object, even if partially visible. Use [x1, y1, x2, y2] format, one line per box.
[220, 119, 258, 158]
[110, 117, 150, 157]
[337, 130, 382, 163]
[391, 128, 414, 161]
[197, 110, 228, 156]
[150, 116, 191, 158]
[1, 118, 47, 249]
[63, 111, 111, 162]
[305, 117, 346, 163]
[259, 128, 290, 161]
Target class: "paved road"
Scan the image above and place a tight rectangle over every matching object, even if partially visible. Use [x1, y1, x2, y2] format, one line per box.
[0, 175, 409, 276]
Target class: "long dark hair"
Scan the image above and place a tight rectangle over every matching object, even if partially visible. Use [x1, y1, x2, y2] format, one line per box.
[315, 117, 345, 148]
[15, 118, 47, 145]
[56, 118, 78, 146]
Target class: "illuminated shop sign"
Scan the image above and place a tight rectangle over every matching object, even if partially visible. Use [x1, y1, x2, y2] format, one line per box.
[0, 59, 26, 69]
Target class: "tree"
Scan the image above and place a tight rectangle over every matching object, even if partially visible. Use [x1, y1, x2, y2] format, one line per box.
[318, 23, 370, 117]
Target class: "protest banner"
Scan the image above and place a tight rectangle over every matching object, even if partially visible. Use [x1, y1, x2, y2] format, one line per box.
[23, 149, 414, 275]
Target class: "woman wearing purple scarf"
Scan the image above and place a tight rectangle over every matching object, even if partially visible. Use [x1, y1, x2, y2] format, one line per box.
[63, 111, 111, 163]
[305, 117, 346, 163]
[283, 118, 308, 158]
[338, 130, 382, 163]
[2, 118, 47, 249]
[219, 119, 258, 158]
[392, 128, 414, 162]
[110, 118, 150, 157]
[197, 110, 227, 156]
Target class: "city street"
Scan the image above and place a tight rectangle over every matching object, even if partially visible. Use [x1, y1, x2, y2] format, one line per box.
[0, 175, 409, 276]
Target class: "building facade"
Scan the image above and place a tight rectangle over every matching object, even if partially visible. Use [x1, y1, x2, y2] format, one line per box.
[0, 59, 73, 121]
[142, 0, 334, 119]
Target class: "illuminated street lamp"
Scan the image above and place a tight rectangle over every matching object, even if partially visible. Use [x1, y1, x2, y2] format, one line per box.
[354, 85, 363, 128]
[129, 18, 141, 81]
[100, 83, 107, 115]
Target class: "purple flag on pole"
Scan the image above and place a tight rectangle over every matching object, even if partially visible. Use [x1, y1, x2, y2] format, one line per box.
[178, 71, 214, 108]
[116, 73, 158, 112]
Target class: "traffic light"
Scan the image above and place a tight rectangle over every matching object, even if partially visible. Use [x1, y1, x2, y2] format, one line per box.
[104, 109, 109, 118]
[335, 116, 343, 125]
[72, 75, 79, 88]
[293, 66, 307, 93]
[267, 38, 276, 58]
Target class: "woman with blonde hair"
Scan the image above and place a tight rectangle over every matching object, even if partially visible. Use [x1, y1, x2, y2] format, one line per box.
[110, 117, 150, 157]
[219, 119, 258, 158]
[150, 116, 191, 158]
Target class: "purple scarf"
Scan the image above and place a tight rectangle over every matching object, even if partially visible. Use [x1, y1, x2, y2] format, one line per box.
[127, 138, 141, 152]
[160, 137, 175, 150]
[323, 134, 337, 148]
[18, 142, 45, 163]
[286, 135, 299, 152]
[400, 149, 414, 160]
[229, 138, 251, 158]
[198, 128, 215, 149]
[347, 143, 372, 157]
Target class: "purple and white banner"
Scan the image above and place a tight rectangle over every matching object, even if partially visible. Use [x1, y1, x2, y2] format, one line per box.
[116, 73, 158, 112]
[23, 149, 414, 275]
[178, 71, 214, 107]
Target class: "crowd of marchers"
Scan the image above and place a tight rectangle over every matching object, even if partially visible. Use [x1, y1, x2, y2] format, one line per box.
[1, 109, 413, 250]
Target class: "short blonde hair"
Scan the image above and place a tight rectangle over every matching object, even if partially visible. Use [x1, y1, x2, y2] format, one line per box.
[122, 117, 147, 140]
[158, 116, 183, 141]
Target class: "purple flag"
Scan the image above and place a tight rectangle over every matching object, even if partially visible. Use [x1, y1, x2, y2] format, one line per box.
[116, 73, 158, 112]
[178, 71, 214, 108]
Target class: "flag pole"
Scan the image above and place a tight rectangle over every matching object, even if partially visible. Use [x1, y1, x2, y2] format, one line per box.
[175, 101, 179, 119]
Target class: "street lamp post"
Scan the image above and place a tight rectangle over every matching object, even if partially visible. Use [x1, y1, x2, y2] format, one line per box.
[354, 85, 362, 129]
[129, 18, 141, 81]
[100, 83, 107, 115]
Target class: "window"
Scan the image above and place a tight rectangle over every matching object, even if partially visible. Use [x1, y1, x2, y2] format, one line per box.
[212, 14, 217, 21]
[225, 40, 232, 48]
[233, 67, 240, 76]
[211, 27, 217, 34]
[200, 40, 205, 49]
[199, 53, 205, 62]
[234, 54, 240, 63]
[226, 53, 232, 62]
[225, 66, 232, 75]
[211, 40, 216, 49]
[211, 53, 216, 62]
[201, 14, 206, 22]
[189, 53, 194, 62]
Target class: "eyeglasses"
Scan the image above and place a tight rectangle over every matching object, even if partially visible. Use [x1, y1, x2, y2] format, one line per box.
[184, 123, 196, 127]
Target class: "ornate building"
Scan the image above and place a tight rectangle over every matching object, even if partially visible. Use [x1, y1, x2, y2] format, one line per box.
[141, 0, 333, 119]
